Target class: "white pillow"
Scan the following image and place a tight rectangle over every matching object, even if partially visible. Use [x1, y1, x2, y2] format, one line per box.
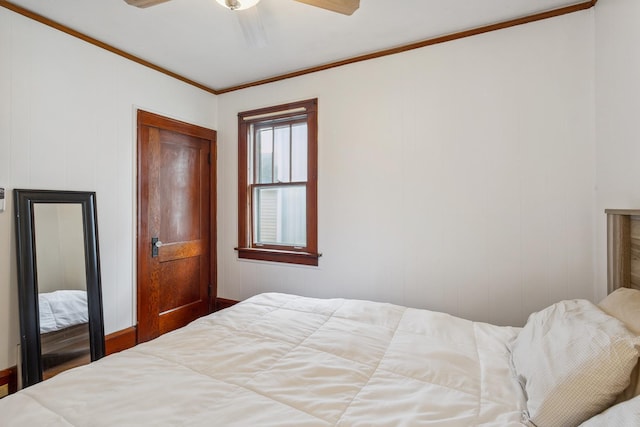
[599, 287, 640, 402]
[579, 395, 640, 426]
[511, 299, 640, 427]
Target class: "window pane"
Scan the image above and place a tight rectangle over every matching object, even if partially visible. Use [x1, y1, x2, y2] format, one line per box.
[253, 185, 306, 247]
[256, 128, 273, 183]
[274, 125, 291, 183]
[291, 123, 307, 182]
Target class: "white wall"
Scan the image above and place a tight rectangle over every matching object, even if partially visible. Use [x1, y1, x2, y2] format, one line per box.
[594, 0, 640, 302]
[217, 11, 596, 327]
[33, 204, 86, 294]
[1, 3, 617, 373]
[0, 8, 218, 369]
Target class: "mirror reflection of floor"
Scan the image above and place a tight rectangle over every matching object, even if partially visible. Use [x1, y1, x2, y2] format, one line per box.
[41, 323, 91, 380]
[43, 352, 91, 380]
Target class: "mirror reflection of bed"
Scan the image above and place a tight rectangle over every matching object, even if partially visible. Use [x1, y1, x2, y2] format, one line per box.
[33, 203, 90, 379]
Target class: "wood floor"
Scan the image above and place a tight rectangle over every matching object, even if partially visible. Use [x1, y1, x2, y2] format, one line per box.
[43, 353, 91, 380]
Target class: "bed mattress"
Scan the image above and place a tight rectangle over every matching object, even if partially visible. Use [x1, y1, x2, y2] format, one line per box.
[0, 293, 526, 426]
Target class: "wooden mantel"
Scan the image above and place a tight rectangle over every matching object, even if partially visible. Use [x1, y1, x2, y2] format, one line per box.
[606, 209, 640, 293]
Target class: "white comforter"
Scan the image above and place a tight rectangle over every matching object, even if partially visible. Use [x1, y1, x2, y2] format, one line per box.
[0, 293, 527, 426]
[39, 290, 88, 334]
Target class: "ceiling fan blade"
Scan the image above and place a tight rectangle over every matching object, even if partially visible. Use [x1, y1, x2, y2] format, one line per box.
[124, 0, 172, 8]
[294, 0, 359, 16]
[236, 7, 268, 48]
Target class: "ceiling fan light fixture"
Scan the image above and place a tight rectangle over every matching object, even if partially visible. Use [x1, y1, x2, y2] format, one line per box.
[216, 0, 261, 11]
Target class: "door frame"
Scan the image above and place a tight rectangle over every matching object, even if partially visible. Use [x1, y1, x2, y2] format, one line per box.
[135, 110, 217, 341]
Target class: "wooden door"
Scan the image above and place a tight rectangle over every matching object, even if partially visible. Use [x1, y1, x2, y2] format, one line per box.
[136, 110, 216, 343]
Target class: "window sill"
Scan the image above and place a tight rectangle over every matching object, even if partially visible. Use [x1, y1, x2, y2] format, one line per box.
[235, 247, 321, 266]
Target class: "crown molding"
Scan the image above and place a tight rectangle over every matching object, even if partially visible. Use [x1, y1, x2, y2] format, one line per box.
[0, 0, 217, 94]
[0, 0, 597, 95]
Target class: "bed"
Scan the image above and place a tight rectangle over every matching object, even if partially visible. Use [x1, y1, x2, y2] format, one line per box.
[1, 287, 639, 426]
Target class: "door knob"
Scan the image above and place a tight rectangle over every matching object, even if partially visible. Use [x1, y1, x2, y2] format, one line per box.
[151, 237, 162, 257]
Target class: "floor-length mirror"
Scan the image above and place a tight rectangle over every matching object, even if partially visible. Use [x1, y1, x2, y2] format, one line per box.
[14, 189, 105, 388]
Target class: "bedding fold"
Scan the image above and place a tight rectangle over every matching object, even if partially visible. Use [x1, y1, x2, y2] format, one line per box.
[0, 292, 526, 426]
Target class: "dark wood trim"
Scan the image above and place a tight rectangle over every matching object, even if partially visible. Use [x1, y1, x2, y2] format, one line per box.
[215, 298, 239, 312]
[0, 0, 597, 95]
[237, 110, 250, 252]
[216, 0, 599, 93]
[137, 110, 219, 140]
[209, 133, 218, 313]
[236, 247, 321, 266]
[105, 327, 138, 355]
[306, 99, 319, 255]
[0, 366, 17, 396]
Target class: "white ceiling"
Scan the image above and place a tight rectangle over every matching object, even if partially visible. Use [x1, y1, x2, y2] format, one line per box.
[5, 0, 589, 92]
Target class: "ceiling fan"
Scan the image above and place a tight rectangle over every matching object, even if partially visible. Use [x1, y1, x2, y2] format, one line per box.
[124, 0, 360, 16]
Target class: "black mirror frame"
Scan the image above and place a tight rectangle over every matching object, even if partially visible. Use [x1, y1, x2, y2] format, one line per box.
[14, 189, 105, 388]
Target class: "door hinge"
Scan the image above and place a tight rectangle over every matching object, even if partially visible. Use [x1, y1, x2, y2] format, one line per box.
[207, 152, 211, 164]
[208, 284, 212, 297]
